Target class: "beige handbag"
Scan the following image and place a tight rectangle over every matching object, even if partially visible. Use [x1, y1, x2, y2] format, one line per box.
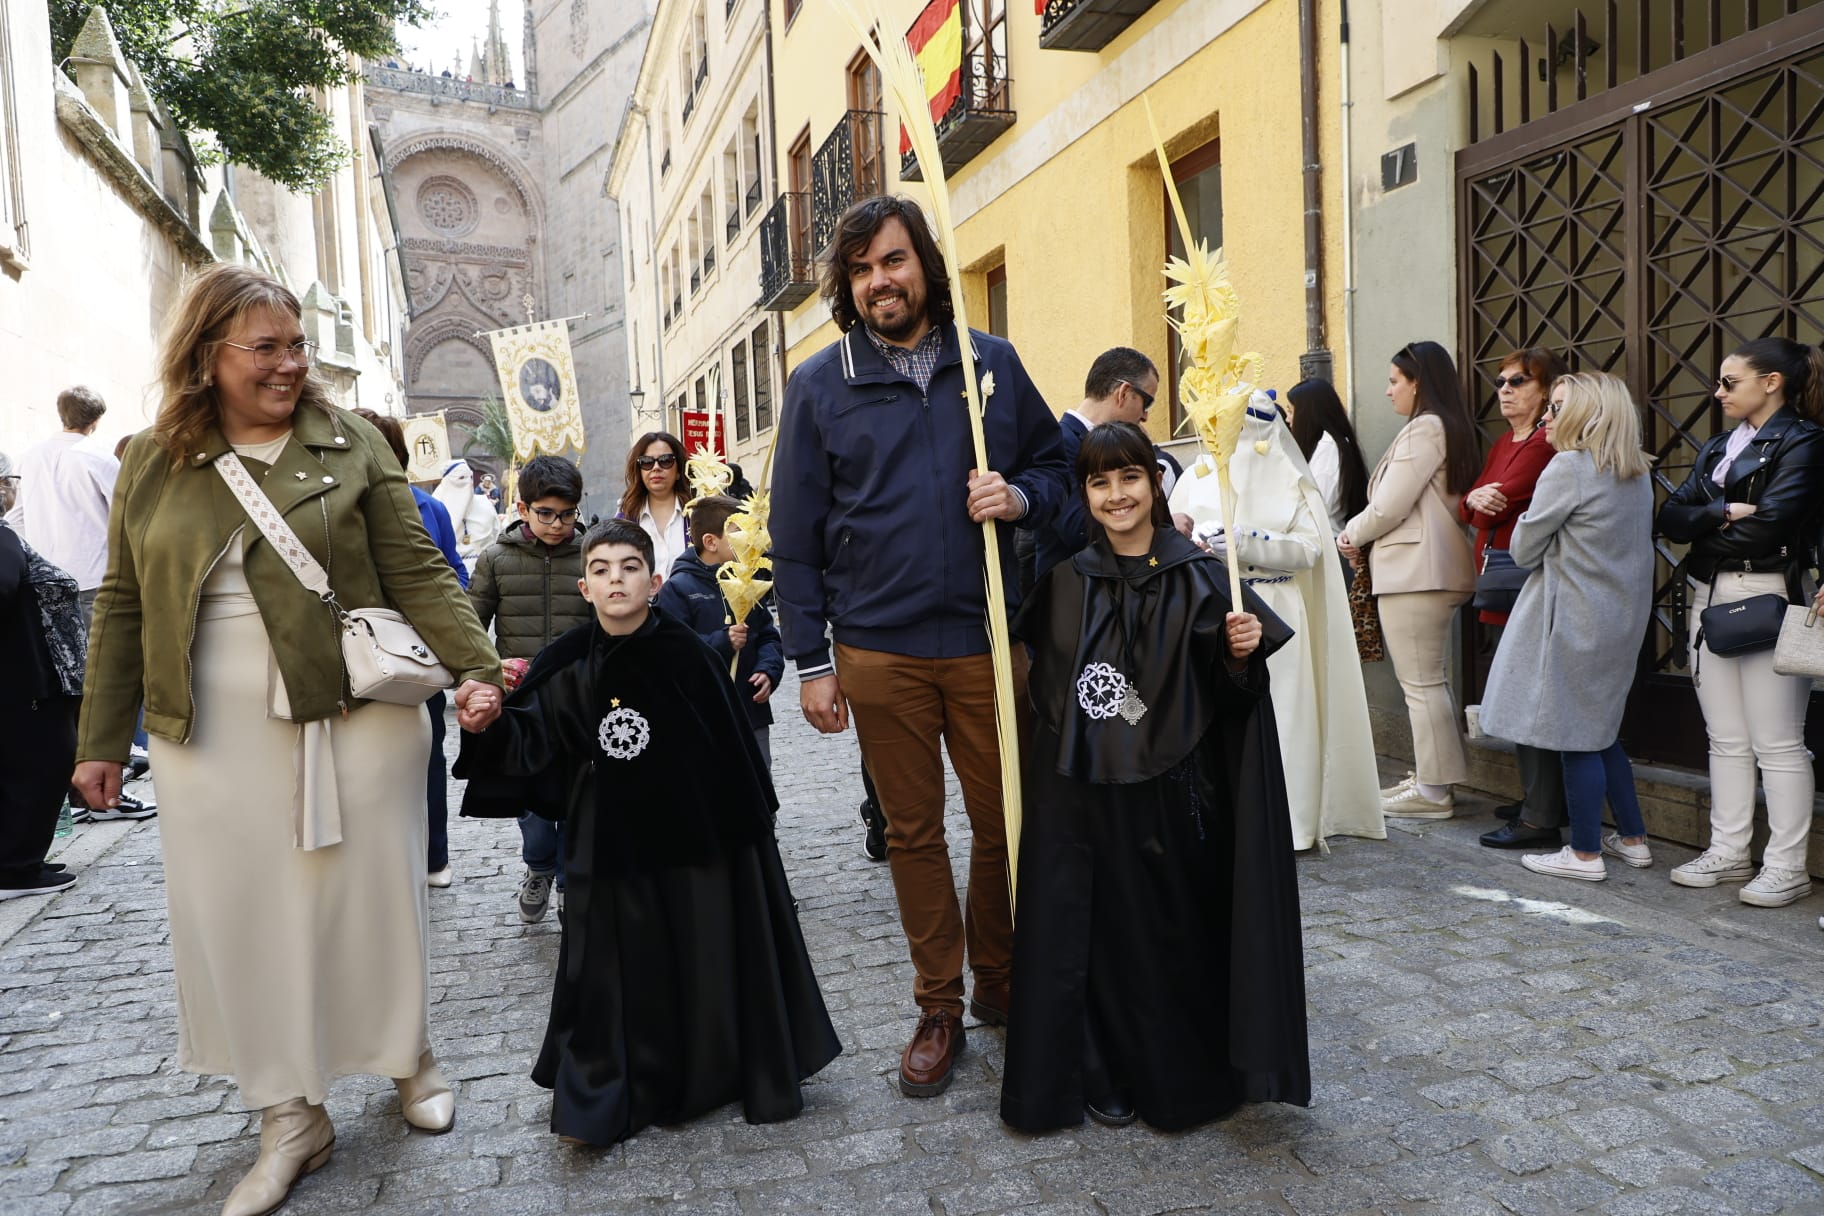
[1774, 604, 1824, 680]
[216, 453, 453, 706]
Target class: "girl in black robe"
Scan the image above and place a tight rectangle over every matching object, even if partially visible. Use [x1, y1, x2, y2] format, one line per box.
[1001, 422, 1310, 1133]
[456, 521, 840, 1146]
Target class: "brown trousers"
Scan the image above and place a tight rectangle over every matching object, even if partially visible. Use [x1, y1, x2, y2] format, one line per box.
[836, 643, 1027, 1016]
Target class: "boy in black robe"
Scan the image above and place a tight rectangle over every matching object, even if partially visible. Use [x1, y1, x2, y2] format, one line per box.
[1000, 422, 1310, 1133]
[454, 519, 840, 1146]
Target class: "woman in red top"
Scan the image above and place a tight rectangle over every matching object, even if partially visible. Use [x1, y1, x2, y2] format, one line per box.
[1465, 347, 1569, 852]
[1461, 347, 1567, 626]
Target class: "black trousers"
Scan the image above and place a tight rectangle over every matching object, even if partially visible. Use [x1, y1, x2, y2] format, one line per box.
[426, 690, 449, 872]
[0, 695, 76, 881]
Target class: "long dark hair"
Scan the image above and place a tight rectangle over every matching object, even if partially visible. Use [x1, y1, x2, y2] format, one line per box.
[1076, 422, 1171, 546]
[1286, 378, 1369, 520]
[618, 431, 691, 521]
[1733, 337, 1824, 422]
[1392, 340, 1481, 495]
[819, 195, 955, 334]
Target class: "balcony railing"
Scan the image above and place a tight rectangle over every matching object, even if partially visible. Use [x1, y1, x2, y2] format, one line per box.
[362, 65, 535, 110]
[759, 191, 817, 311]
[744, 177, 763, 214]
[899, 54, 1015, 181]
[812, 110, 886, 254]
[1039, 0, 1159, 51]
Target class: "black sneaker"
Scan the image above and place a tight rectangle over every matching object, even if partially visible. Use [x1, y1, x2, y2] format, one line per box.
[0, 867, 77, 900]
[87, 791, 157, 821]
[860, 797, 888, 862]
[126, 749, 151, 781]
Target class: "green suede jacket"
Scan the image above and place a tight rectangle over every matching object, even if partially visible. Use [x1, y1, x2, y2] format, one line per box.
[77, 403, 501, 762]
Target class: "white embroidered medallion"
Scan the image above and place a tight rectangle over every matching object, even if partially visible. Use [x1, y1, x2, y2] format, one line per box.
[1076, 662, 1147, 725]
[597, 702, 652, 761]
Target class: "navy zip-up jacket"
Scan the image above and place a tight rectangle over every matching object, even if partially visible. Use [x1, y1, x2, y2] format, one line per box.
[771, 324, 1066, 676]
[653, 548, 784, 729]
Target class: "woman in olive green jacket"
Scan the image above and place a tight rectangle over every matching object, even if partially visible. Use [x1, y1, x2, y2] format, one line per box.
[71, 265, 504, 1216]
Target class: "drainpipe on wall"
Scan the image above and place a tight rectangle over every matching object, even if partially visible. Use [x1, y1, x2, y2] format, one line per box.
[1337, 0, 1356, 410]
[1298, 0, 1333, 384]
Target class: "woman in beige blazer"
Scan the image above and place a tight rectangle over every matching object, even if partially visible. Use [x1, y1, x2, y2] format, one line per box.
[1337, 341, 1480, 817]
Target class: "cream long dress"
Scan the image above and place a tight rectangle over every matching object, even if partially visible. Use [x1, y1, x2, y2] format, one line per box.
[1169, 400, 1385, 851]
[149, 435, 435, 1109]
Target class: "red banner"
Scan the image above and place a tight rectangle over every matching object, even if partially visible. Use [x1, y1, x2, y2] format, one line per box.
[680, 410, 725, 457]
[901, 0, 964, 155]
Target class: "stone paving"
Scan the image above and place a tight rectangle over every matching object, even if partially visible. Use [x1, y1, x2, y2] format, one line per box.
[7, 674, 1824, 1213]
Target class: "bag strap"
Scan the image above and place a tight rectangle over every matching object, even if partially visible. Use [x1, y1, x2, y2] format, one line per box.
[214, 453, 336, 605]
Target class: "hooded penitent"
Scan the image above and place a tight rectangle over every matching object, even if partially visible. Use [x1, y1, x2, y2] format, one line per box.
[1169, 393, 1384, 851]
[432, 460, 502, 573]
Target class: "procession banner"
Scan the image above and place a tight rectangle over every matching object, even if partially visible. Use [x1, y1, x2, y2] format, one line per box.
[680, 409, 726, 458]
[484, 319, 587, 460]
[402, 410, 453, 482]
[900, 0, 963, 156]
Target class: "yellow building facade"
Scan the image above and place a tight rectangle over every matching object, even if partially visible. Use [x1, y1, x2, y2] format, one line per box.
[762, 0, 1349, 453]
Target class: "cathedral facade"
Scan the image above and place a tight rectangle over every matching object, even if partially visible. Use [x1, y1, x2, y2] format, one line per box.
[366, 1, 648, 516]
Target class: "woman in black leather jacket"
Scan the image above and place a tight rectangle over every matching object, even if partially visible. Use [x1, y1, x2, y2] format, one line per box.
[1657, 337, 1824, 908]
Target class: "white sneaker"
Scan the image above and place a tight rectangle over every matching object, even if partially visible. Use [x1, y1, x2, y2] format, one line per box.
[1669, 849, 1755, 888]
[1380, 771, 1417, 799]
[1522, 846, 1607, 882]
[1600, 832, 1653, 869]
[1382, 783, 1454, 819]
[1739, 866, 1812, 908]
[427, 867, 452, 889]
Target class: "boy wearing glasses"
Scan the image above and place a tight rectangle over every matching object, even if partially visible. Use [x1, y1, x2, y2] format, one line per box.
[467, 454, 593, 923]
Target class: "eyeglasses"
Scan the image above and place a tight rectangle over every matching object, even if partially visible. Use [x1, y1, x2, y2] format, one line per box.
[221, 340, 317, 371]
[1494, 374, 1531, 389]
[1121, 381, 1156, 412]
[636, 453, 679, 470]
[530, 506, 580, 525]
[1716, 373, 1768, 393]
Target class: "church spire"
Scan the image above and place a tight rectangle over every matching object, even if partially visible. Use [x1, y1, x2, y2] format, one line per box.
[483, 0, 514, 86]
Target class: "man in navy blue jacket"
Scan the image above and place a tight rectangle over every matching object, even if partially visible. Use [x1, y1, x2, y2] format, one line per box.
[771, 195, 1066, 1100]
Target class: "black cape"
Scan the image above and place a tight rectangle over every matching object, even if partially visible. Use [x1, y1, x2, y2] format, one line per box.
[1000, 528, 1311, 1132]
[454, 611, 841, 1145]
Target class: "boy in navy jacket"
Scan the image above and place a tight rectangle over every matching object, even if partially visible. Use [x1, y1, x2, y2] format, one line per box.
[654, 495, 785, 769]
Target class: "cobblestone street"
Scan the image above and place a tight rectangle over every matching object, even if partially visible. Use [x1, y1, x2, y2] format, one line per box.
[8, 673, 1824, 1214]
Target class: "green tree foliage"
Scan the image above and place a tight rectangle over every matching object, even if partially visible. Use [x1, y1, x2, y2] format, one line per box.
[461, 397, 516, 466]
[50, 1, 431, 191]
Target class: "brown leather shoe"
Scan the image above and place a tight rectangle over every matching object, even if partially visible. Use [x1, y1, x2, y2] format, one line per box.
[898, 1009, 965, 1097]
[969, 983, 1009, 1027]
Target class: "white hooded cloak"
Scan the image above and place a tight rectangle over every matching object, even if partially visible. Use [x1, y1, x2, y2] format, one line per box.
[432, 460, 502, 575]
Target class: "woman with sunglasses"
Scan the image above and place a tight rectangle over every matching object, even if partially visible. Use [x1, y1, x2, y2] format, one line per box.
[618, 431, 692, 576]
[1336, 341, 1481, 818]
[1658, 338, 1824, 907]
[1462, 348, 1571, 852]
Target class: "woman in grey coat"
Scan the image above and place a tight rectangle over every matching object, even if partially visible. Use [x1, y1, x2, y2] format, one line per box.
[1480, 372, 1656, 882]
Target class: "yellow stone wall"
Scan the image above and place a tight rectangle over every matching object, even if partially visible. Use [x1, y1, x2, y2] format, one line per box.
[767, 0, 1348, 450]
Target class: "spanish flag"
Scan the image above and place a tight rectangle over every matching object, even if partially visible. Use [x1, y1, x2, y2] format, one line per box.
[901, 0, 963, 155]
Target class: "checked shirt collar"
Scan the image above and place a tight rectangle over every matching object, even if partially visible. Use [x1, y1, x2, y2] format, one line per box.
[863, 323, 945, 395]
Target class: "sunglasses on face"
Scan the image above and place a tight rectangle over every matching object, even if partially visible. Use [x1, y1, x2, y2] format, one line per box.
[1121, 381, 1156, 412]
[636, 454, 678, 470]
[1715, 374, 1768, 393]
[1494, 374, 1531, 389]
[530, 507, 579, 525]
[1548, 401, 1564, 417]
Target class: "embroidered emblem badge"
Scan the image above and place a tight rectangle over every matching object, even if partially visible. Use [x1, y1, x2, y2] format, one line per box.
[597, 703, 651, 760]
[1076, 661, 1147, 725]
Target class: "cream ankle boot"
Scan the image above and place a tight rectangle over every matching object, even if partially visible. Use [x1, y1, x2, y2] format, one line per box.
[394, 1049, 456, 1133]
[220, 1098, 333, 1216]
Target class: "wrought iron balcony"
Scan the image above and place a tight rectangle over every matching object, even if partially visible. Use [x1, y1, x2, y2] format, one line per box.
[812, 110, 886, 254]
[759, 191, 817, 311]
[899, 54, 1015, 182]
[1039, 0, 1159, 51]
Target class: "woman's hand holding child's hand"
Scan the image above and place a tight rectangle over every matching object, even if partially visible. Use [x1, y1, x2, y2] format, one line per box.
[455, 680, 503, 732]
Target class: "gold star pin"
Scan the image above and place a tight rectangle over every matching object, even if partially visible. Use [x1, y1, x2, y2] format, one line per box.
[611, 697, 621, 708]
[1148, 557, 1159, 567]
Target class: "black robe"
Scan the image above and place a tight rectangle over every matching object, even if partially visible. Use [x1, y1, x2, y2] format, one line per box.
[1000, 528, 1310, 1133]
[454, 611, 841, 1145]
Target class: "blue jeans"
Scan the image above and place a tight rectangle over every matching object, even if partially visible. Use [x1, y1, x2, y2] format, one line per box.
[1562, 742, 1646, 855]
[519, 813, 565, 887]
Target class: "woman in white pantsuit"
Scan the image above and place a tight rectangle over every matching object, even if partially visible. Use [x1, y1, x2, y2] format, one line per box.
[1658, 337, 1824, 909]
[1337, 341, 1481, 819]
[71, 265, 504, 1216]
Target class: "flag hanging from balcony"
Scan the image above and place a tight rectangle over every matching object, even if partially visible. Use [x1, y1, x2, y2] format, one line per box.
[485, 318, 588, 460]
[900, 0, 963, 155]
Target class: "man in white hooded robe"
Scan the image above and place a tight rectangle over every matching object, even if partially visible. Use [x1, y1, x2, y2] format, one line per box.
[433, 460, 503, 577]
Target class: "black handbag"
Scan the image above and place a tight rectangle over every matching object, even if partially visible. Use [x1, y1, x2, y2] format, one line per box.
[1695, 585, 1788, 691]
[1473, 548, 1528, 614]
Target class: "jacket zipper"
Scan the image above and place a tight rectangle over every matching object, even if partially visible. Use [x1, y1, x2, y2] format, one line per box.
[544, 549, 553, 646]
[181, 532, 238, 743]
